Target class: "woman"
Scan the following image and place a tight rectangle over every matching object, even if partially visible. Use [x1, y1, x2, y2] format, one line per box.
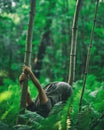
[19, 66, 72, 117]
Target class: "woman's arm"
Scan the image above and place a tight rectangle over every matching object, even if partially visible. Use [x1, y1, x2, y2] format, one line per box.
[23, 66, 48, 105]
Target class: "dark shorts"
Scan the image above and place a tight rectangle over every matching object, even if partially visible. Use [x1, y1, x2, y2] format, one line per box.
[27, 82, 72, 117]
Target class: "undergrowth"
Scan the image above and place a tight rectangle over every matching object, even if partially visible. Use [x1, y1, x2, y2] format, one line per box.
[0, 74, 104, 130]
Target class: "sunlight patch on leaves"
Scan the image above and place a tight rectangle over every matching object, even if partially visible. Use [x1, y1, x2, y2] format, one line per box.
[0, 91, 12, 103]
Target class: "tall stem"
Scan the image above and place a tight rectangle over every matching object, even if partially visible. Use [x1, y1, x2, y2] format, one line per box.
[79, 0, 99, 112]
[68, 0, 82, 85]
[18, 0, 36, 124]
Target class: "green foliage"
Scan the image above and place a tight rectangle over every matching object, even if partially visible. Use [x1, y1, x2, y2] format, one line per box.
[0, 0, 104, 129]
[70, 74, 104, 130]
[0, 121, 11, 130]
[0, 0, 104, 81]
[0, 74, 104, 130]
[0, 79, 37, 126]
[16, 101, 71, 130]
[0, 79, 20, 125]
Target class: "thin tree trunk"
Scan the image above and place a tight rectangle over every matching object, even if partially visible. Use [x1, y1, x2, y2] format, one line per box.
[33, 30, 51, 78]
[18, 0, 36, 124]
[79, 0, 99, 112]
[68, 0, 82, 85]
[33, 1, 56, 78]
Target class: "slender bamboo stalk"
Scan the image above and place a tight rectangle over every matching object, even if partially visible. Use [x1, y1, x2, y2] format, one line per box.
[18, 0, 36, 124]
[68, 0, 82, 86]
[79, 0, 99, 112]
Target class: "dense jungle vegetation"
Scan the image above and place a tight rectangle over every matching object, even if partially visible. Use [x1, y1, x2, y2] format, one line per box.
[0, 0, 104, 130]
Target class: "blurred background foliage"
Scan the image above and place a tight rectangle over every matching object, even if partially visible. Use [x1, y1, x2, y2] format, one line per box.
[0, 0, 104, 129]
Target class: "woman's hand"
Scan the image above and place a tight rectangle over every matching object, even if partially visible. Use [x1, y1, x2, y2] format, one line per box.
[23, 65, 32, 75]
[19, 65, 33, 84]
[19, 72, 28, 84]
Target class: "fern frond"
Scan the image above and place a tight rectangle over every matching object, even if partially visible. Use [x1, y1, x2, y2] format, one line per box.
[0, 121, 11, 130]
[76, 105, 98, 130]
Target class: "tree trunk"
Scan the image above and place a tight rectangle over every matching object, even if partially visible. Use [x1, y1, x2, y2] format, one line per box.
[79, 0, 99, 112]
[18, 0, 36, 124]
[68, 0, 82, 85]
[33, 1, 56, 78]
[33, 30, 51, 78]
